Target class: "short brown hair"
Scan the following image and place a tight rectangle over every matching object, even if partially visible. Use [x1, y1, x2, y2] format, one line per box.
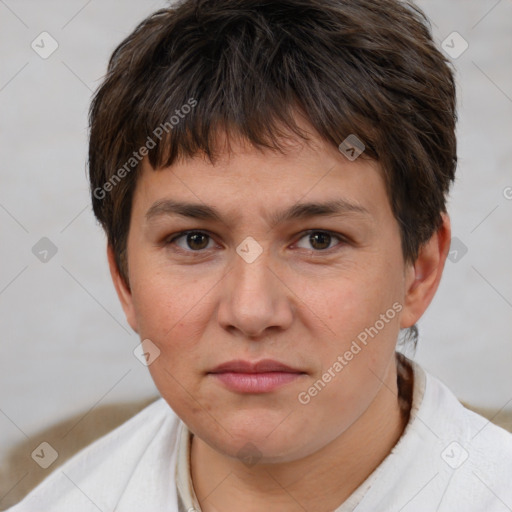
[89, 0, 457, 291]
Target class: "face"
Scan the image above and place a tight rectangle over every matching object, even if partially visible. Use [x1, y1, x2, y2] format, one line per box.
[113, 128, 430, 464]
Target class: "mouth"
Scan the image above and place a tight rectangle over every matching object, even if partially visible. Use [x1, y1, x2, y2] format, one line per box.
[208, 359, 307, 393]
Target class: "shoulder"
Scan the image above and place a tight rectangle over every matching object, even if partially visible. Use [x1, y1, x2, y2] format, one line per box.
[422, 366, 512, 458]
[418, 364, 512, 508]
[7, 398, 182, 512]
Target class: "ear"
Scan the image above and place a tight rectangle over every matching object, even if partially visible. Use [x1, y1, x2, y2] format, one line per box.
[107, 243, 138, 333]
[400, 213, 451, 328]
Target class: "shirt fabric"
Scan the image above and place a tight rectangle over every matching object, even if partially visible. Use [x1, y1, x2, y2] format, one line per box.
[8, 357, 512, 512]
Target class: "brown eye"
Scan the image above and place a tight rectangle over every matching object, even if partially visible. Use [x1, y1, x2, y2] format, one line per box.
[186, 232, 210, 250]
[309, 232, 331, 250]
[295, 230, 342, 251]
[169, 231, 214, 252]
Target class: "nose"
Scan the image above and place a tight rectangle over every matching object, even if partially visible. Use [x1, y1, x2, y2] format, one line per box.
[216, 244, 294, 340]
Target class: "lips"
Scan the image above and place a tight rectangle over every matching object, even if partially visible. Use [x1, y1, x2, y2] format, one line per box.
[209, 359, 303, 374]
[208, 359, 306, 393]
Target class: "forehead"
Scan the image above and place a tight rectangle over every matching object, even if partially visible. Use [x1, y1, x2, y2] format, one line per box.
[133, 131, 388, 224]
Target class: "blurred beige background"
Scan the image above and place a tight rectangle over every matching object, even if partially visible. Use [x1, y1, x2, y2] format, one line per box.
[1, 0, 511, 508]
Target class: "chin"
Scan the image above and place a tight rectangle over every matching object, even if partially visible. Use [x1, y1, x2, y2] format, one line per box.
[198, 414, 320, 464]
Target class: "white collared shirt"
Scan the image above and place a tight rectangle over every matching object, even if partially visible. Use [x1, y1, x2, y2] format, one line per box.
[8, 358, 512, 512]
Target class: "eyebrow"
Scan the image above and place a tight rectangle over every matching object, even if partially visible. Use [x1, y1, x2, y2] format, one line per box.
[145, 198, 370, 228]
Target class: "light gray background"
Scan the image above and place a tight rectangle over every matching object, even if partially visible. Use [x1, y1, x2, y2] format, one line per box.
[1, 0, 511, 497]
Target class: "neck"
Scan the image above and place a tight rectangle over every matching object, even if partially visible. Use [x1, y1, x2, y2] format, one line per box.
[190, 356, 411, 512]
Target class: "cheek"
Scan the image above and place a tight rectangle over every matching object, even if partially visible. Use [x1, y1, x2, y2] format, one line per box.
[298, 258, 404, 380]
[130, 270, 214, 413]
[295, 284, 402, 438]
[293, 260, 402, 336]
[128, 262, 225, 383]
[130, 263, 216, 338]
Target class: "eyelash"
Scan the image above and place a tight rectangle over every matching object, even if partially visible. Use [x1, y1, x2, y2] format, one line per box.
[165, 229, 347, 256]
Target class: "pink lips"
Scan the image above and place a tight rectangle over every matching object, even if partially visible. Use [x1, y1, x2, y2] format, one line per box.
[208, 359, 305, 393]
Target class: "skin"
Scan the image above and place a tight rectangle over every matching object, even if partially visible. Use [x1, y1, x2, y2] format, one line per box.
[109, 125, 451, 512]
